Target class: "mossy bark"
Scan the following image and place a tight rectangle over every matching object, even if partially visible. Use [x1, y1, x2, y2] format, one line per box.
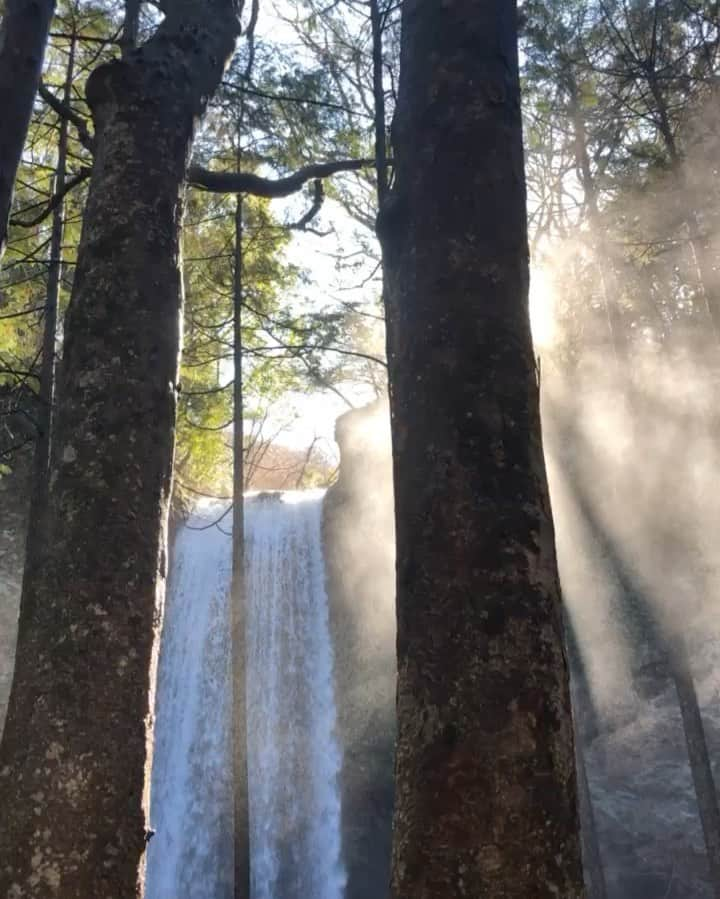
[378, 2, 585, 896]
[0, 8, 239, 897]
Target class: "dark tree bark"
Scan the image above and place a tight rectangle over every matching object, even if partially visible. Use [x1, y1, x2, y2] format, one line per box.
[378, 3, 585, 896]
[0, 3, 241, 896]
[0, 0, 57, 261]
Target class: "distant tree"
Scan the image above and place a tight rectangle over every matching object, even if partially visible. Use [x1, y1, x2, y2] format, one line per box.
[378, 2, 585, 896]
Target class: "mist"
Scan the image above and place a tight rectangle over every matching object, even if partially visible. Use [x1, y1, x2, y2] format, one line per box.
[322, 398, 397, 899]
[324, 200, 720, 895]
[528, 126, 720, 890]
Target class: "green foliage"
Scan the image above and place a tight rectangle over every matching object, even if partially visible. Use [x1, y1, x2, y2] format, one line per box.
[0, 0, 390, 486]
[521, 0, 720, 368]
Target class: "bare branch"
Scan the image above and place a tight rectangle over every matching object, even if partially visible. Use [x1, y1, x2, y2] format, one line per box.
[289, 179, 325, 230]
[187, 158, 375, 197]
[10, 167, 92, 228]
[38, 80, 95, 153]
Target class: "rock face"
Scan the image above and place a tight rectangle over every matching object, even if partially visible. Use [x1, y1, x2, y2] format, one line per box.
[323, 399, 397, 899]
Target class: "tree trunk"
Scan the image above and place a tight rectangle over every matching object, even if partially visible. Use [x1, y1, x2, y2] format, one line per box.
[568, 84, 627, 369]
[0, 0, 57, 261]
[0, 7, 239, 896]
[566, 620, 608, 899]
[232, 192, 250, 899]
[575, 735, 607, 899]
[646, 67, 720, 343]
[686, 210, 720, 345]
[121, 0, 141, 57]
[670, 639, 720, 898]
[31, 30, 75, 508]
[378, 3, 584, 896]
[369, 0, 388, 204]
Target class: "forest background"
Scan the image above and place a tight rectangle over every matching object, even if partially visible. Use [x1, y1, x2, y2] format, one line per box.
[2, 0, 719, 496]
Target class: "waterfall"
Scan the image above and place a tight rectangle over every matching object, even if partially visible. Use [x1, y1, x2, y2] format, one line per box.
[247, 491, 346, 899]
[145, 491, 346, 899]
[145, 502, 233, 899]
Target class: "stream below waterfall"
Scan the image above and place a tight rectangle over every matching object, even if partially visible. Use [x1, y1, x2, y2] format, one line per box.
[145, 490, 346, 899]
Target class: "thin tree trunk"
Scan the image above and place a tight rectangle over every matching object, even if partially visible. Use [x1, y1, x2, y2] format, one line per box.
[575, 735, 608, 899]
[646, 67, 720, 343]
[369, 0, 388, 204]
[670, 639, 720, 898]
[121, 0, 141, 57]
[31, 29, 76, 505]
[0, 6, 240, 895]
[686, 210, 720, 344]
[566, 616, 608, 899]
[378, 3, 584, 897]
[0, 0, 57, 261]
[567, 82, 627, 369]
[232, 191, 250, 899]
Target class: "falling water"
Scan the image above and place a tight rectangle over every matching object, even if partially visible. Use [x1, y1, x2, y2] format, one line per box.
[246, 491, 346, 899]
[145, 491, 346, 899]
[145, 502, 234, 899]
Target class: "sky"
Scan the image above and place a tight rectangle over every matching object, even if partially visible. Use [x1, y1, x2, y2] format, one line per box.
[262, 204, 380, 455]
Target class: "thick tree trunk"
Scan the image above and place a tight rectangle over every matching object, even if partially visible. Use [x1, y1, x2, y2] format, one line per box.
[232, 192, 250, 899]
[0, 0, 56, 261]
[0, 7, 239, 897]
[378, 3, 585, 897]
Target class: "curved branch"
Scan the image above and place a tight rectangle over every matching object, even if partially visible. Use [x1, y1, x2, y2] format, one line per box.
[10, 167, 92, 228]
[38, 80, 95, 153]
[185, 502, 233, 531]
[289, 179, 325, 230]
[187, 158, 375, 197]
